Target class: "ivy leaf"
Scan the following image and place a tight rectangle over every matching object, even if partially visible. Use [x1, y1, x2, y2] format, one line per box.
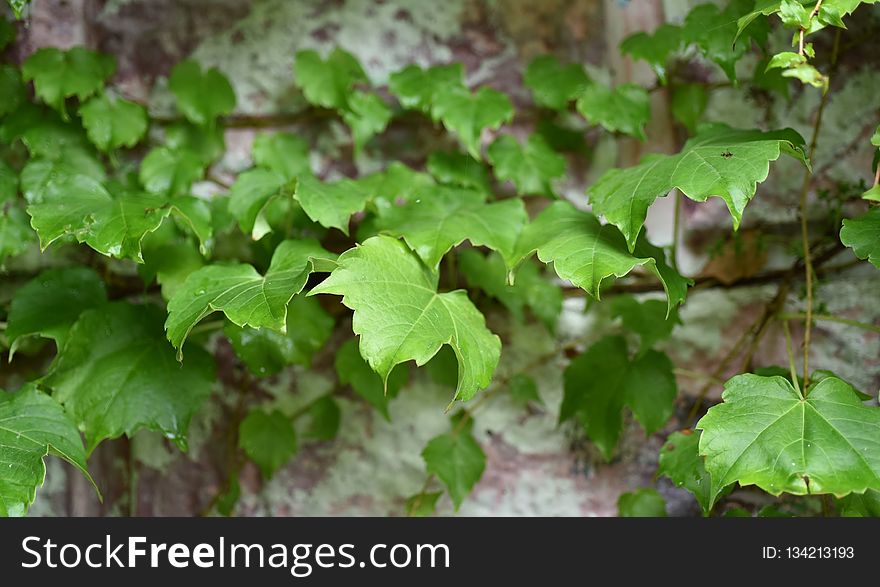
[139, 146, 204, 196]
[431, 86, 514, 159]
[225, 295, 334, 376]
[45, 302, 215, 454]
[238, 409, 297, 479]
[610, 296, 680, 353]
[293, 48, 367, 110]
[78, 93, 148, 151]
[252, 132, 310, 181]
[685, 0, 767, 82]
[426, 151, 490, 192]
[620, 24, 683, 84]
[736, 0, 873, 39]
[405, 491, 443, 517]
[335, 338, 407, 420]
[7, 0, 28, 19]
[0, 206, 33, 264]
[356, 162, 436, 210]
[22, 47, 115, 114]
[165, 122, 225, 167]
[166, 238, 334, 357]
[837, 489, 880, 517]
[294, 174, 371, 235]
[341, 91, 391, 154]
[6, 267, 107, 356]
[840, 208, 880, 268]
[169, 195, 213, 254]
[302, 396, 341, 441]
[168, 60, 236, 126]
[228, 168, 290, 239]
[618, 488, 667, 517]
[0, 64, 24, 117]
[562, 336, 677, 459]
[459, 249, 562, 332]
[388, 63, 464, 113]
[377, 185, 527, 270]
[422, 428, 486, 510]
[697, 374, 880, 496]
[487, 134, 566, 196]
[20, 148, 104, 203]
[658, 430, 727, 515]
[522, 55, 589, 110]
[576, 83, 650, 139]
[508, 373, 542, 405]
[140, 240, 205, 300]
[779, 0, 812, 28]
[513, 201, 690, 311]
[311, 235, 501, 403]
[671, 84, 708, 134]
[588, 124, 808, 251]
[0, 384, 95, 517]
[27, 175, 171, 262]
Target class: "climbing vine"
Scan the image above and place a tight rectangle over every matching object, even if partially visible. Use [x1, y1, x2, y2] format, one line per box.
[1, 0, 879, 518]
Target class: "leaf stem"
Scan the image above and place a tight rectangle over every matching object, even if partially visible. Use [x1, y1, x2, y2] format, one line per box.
[671, 191, 682, 272]
[782, 319, 802, 397]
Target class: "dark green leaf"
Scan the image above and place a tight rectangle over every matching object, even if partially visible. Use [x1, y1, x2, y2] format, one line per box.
[618, 488, 667, 517]
[422, 429, 486, 510]
[522, 55, 589, 110]
[487, 134, 565, 196]
[238, 409, 297, 479]
[169, 60, 236, 126]
[335, 338, 407, 420]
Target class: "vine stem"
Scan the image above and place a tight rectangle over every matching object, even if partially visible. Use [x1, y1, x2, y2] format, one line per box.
[797, 28, 841, 388]
[799, 0, 825, 56]
[777, 312, 880, 334]
[670, 191, 682, 272]
[782, 319, 802, 397]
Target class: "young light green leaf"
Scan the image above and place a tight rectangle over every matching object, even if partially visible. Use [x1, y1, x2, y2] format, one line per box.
[576, 83, 650, 140]
[293, 48, 367, 110]
[620, 24, 683, 83]
[431, 86, 514, 159]
[422, 429, 486, 510]
[139, 146, 205, 196]
[610, 296, 680, 353]
[238, 409, 297, 479]
[0, 159, 18, 203]
[27, 175, 171, 262]
[341, 91, 391, 154]
[78, 93, 148, 151]
[6, 267, 107, 356]
[377, 185, 527, 270]
[45, 302, 215, 454]
[618, 488, 667, 517]
[388, 63, 464, 113]
[588, 124, 808, 251]
[0, 384, 95, 517]
[426, 151, 490, 192]
[522, 55, 589, 110]
[311, 235, 501, 403]
[7, 0, 29, 19]
[166, 238, 334, 356]
[658, 430, 727, 515]
[513, 201, 690, 311]
[252, 132, 310, 181]
[21, 47, 115, 113]
[168, 60, 236, 126]
[561, 336, 677, 459]
[335, 338, 407, 420]
[487, 134, 566, 196]
[697, 374, 880, 496]
[840, 208, 880, 268]
[783, 64, 827, 89]
[779, 0, 812, 28]
[766, 51, 807, 71]
[226, 295, 334, 376]
[294, 174, 371, 235]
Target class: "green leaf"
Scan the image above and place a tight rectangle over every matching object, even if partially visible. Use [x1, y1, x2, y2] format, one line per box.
[6, 267, 107, 356]
[341, 91, 391, 154]
[45, 302, 215, 453]
[766, 51, 807, 71]
[7, 0, 28, 19]
[165, 122, 225, 166]
[522, 55, 589, 110]
[619, 24, 683, 84]
[0, 64, 25, 118]
[335, 338, 407, 420]
[783, 64, 827, 89]
[670, 84, 708, 134]
[294, 173, 371, 235]
[311, 235, 501, 403]
[78, 93, 148, 151]
[168, 60, 236, 126]
[0, 159, 17, 203]
[252, 132, 310, 181]
[837, 489, 880, 517]
[422, 429, 486, 510]
[22, 47, 115, 114]
[0, 206, 34, 264]
[0, 384, 95, 517]
[426, 151, 490, 192]
[459, 249, 562, 331]
[508, 373, 542, 405]
[226, 295, 334, 376]
[658, 430, 727, 515]
[140, 240, 205, 300]
[0, 16, 14, 50]
[840, 208, 880, 268]
[388, 63, 464, 113]
[576, 83, 650, 140]
[697, 374, 880, 496]
[487, 134, 565, 196]
[302, 396, 341, 441]
[27, 175, 171, 261]
[169, 195, 213, 254]
[618, 488, 667, 517]
[610, 296, 680, 352]
[227, 168, 290, 239]
[405, 491, 443, 517]
[562, 336, 677, 459]
[293, 48, 367, 110]
[139, 146, 205, 197]
[862, 185, 880, 202]
[166, 238, 334, 357]
[779, 0, 812, 28]
[513, 201, 690, 311]
[685, 0, 767, 82]
[238, 409, 297, 479]
[377, 185, 527, 270]
[431, 86, 514, 159]
[588, 124, 808, 251]
[20, 148, 104, 203]
[356, 162, 437, 211]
